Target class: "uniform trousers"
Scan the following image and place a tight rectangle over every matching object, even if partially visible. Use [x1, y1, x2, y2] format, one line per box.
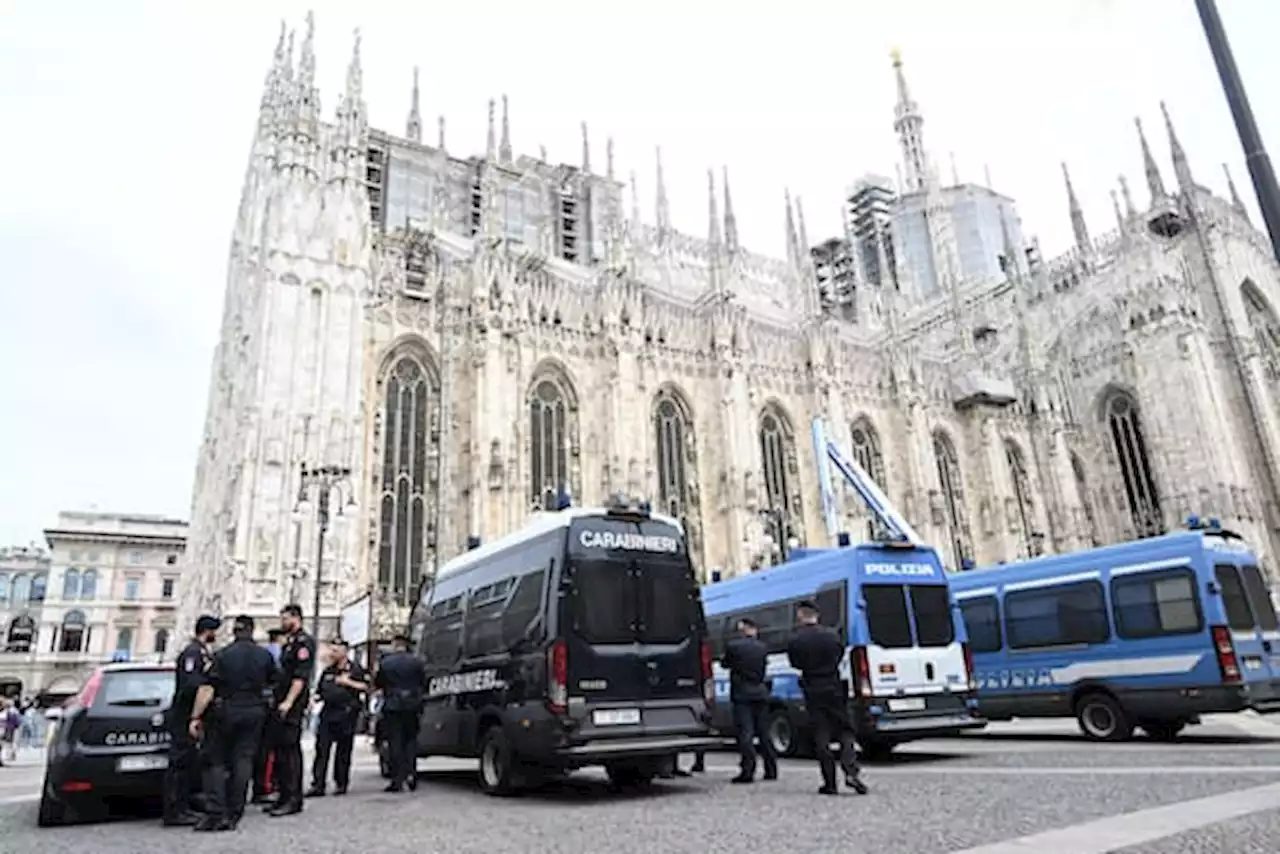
[803, 687, 860, 789]
[381, 709, 420, 789]
[202, 710, 265, 823]
[311, 714, 357, 791]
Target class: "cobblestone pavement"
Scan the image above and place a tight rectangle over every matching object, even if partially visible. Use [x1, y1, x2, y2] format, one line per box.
[2, 714, 1279, 854]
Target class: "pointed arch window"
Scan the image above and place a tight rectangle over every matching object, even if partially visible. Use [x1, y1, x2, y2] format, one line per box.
[653, 390, 693, 517]
[850, 418, 887, 488]
[376, 351, 438, 607]
[1004, 439, 1035, 557]
[1104, 390, 1163, 536]
[1072, 453, 1100, 546]
[60, 610, 87, 653]
[529, 371, 577, 510]
[759, 403, 804, 550]
[62, 569, 80, 601]
[933, 430, 971, 570]
[1242, 282, 1280, 382]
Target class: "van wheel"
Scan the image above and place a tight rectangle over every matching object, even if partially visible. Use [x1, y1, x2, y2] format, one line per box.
[765, 710, 798, 757]
[606, 763, 656, 789]
[1075, 692, 1133, 741]
[478, 726, 519, 796]
[1142, 720, 1186, 742]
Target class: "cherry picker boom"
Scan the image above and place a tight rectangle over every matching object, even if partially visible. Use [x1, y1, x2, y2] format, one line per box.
[811, 416, 925, 548]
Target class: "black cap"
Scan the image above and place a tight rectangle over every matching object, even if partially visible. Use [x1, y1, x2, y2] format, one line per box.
[267, 629, 284, 640]
[796, 600, 819, 613]
[328, 637, 348, 647]
[195, 615, 222, 633]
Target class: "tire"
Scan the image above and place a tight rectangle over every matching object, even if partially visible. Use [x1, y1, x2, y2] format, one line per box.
[606, 762, 656, 789]
[478, 726, 519, 796]
[1142, 720, 1186, 742]
[1075, 692, 1133, 742]
[857, 739, 896, 762]
[765, 710, 798, 758]
[37, 784, 68, 828]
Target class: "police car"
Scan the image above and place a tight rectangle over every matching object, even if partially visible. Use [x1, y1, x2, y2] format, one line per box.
[39, 662, 175, 827]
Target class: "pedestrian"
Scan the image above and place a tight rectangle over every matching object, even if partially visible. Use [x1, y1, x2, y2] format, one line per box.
[1, 699, 18, 763]
[373, 633, 425, 793]
[264, 604, 316, 816]
[723, 617, 779, 784]
[307, 638, 369, 797]
[162, 614, 220, 827]
[188, 615, 278, 832]
[786, 600, 867, 796]
[251, 628, 285, 805]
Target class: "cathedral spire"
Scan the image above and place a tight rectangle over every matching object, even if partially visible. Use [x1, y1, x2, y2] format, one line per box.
[655, 146, 670, 234]
[606, 137, 615, 181]
[723, 166, 739, 256]
[485, 98, 496, 160]
[1111, 189, 1125, 233]
[499, 95, 512, 162]
[1062, 162, 1091, 251]
[581, 122, 590, 173]
[1135, 117, 1168, 205]
[891, 49, 929, 193]
[795, 195, 812, 258]
[1160, 101, 1194, 191]
[298, 11, 316, 93]
[1119, 174, 1137, 218]
[406, 66, 422, 143]
[874, 220, 894, 292]
[437, 115, 446, 152]
[707, 169, 722, 250]
[784, 189, 799, 268]
[629, 170, 641, 230]
[1224, 163, 1250, 221]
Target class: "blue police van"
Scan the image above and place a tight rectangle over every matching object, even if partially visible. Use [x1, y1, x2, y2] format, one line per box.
[701, 541, 984, 760]
[951, 518, 1280, 741]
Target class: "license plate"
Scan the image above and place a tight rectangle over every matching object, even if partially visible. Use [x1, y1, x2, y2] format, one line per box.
[888, 697, 926, 712]
[117, 754, 167, 772]
[592, 708, 641, 726]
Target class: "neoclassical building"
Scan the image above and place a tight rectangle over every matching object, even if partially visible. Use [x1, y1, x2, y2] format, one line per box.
[180, 16, 1280, 634]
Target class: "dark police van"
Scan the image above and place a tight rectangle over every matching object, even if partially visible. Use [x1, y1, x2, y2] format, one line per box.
[39, 663, 175, 826]
[407, 497, 719, 795]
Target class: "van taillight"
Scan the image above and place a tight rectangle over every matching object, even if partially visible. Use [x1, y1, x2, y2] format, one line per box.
[700, 640, 715, 707]
[962, 642, 978, 692]
[1211, 625, 1242, 684]
[547, 640, 568, 714]
[73, 670, 104, 709]
[851, 646, 872, 698]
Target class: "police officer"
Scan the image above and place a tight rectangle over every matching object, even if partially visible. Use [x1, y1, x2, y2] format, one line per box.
[162, 614, 220, 827]
[786, 600, 868, 796]
[723, 617, 779, 784]
[307, 638, 368, 797]
[267, 603, 316, 816]
[188, 615, 278, 832]
[251, 628, 285, 805]
[373, 634, 425, 793]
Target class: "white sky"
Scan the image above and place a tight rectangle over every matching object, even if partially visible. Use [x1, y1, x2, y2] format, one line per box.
[1, 0, 1278, 546]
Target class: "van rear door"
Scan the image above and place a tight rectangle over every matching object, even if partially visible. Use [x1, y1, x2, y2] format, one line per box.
[562, 517, 705, 716]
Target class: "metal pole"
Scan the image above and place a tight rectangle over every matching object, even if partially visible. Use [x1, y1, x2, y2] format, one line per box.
[313, 486, 330, 638]
[1196, 0, 1280, 264]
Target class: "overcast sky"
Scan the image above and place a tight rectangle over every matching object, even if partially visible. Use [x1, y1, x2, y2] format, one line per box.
[1, 0, 1277, 546]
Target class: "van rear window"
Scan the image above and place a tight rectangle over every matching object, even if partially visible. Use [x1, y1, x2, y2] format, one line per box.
[572, 558, 699, 645]
[909, 585, 955, 647]
[864, 584, 913, 649]
[573, 560, 635, 644]
[1241, 565, 1279, 632]
[1215, 564, 1256, 630]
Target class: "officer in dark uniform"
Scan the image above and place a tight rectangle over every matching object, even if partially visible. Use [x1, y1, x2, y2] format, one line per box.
[723, 617, 779, 783]
[267, 603, 316, 816]
[161, 614, 220, 827]
[786, 600, 868, 796]
[251, 628, 285, 804]
[187, 615, 278, 832]
[306, 638, 368, 797]
[373, 634, 425, 793]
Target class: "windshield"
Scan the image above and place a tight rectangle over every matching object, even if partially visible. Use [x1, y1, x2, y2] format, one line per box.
[101, 670, 174, 707]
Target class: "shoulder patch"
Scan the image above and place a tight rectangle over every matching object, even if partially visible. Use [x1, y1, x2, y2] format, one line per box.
[183, 656, 196, 673]
[298, 646, 310, 661]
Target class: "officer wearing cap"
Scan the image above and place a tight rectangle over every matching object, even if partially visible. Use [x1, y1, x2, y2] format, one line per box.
[188, 614, 278, 832]
[161, 614, 220, 827]
[307, 638, 369, 797]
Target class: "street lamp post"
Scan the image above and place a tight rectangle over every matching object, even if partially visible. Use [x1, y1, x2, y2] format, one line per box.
[1196, 0, 1280, 264]
[296, 463, 354, 639]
